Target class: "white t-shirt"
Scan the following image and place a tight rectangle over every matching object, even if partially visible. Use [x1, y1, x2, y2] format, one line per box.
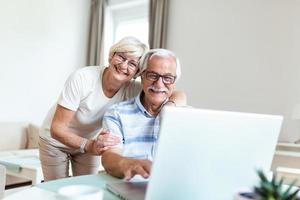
[39, 66, 141, 148]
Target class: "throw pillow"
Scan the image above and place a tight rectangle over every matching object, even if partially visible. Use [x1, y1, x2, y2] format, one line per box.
[26, 123, 40, 149]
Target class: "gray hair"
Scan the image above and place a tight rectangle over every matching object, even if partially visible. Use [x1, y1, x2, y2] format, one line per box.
[138, 48, 181, 81]
[108, 36, 149, 69]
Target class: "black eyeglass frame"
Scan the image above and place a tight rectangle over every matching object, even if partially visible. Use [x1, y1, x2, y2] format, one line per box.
[142, 70, 177, 85]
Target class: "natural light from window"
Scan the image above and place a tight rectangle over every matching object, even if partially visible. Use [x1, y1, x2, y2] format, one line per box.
[115, 19, 149, 46]
[103, 0, 149, 66]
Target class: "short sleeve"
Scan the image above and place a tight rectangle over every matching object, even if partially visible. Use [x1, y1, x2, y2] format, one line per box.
[102, 105, 124, 149]
[57, 70, 84, 111]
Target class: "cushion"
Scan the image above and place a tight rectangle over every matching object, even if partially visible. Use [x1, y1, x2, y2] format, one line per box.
[0, 122, 28, 150]
[26, 124, 40, 149]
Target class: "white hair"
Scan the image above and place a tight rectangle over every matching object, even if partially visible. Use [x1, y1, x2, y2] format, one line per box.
[108, 36, 149, 69]
[138, 48, 181, 81]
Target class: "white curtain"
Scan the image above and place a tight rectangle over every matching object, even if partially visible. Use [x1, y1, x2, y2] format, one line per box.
[149, 0, 169, 48]
[87, 0, 107, 66]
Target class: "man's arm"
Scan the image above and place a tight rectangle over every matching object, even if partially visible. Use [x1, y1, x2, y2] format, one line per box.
[102, 103, 152, 180]
[101, 149, 151, 180]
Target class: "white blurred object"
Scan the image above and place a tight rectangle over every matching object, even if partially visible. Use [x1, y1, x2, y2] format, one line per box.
[127, 174, 149, 182]
[0, 164, 6, 199]
[292, 104, 300, 144]
[57, 185, 103, 200]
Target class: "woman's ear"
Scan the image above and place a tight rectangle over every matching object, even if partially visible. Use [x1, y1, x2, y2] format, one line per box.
[108, 52, 116, 64]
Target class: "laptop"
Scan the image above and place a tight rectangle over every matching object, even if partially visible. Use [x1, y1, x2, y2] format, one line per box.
[106, 107, 283, 200]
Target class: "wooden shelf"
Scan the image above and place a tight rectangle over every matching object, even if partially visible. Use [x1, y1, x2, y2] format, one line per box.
[275, 150, 300, 158]
[277, 142, 300, 147]
[276, 142, 300, 152]
[277, 167, 300, 175]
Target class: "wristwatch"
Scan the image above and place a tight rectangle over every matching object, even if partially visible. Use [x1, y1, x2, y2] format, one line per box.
[79, 138, 88, 153]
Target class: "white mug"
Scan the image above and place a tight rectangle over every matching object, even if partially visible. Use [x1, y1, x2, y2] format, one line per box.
[57, 184, 103, 200]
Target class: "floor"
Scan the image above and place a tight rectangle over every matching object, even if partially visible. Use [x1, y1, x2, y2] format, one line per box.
[4, 185, 31, 197]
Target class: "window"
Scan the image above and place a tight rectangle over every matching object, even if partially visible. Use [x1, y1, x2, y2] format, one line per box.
[115, 19, 148, 44]
[103, 0, 149, 65]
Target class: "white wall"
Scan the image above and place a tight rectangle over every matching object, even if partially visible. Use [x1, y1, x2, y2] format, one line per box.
[0, 0, 91, 125]
[167, 0, 300, 142]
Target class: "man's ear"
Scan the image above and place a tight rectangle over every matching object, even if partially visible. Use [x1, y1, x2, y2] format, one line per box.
[133, 69, 143, 79]
[140, 74, 145, 84]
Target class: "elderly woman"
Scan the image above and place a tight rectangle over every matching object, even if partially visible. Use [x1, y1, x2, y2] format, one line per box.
[39, 37, 186, 181]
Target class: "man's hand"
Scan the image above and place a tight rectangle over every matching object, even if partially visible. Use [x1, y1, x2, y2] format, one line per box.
[120, 158, 152, 181]
[85, 130, 121, 155]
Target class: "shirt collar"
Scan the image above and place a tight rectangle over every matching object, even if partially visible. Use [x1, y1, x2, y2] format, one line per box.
[134, 91, 169, 117]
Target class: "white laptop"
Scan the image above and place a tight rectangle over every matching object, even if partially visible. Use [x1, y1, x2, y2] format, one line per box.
[106, 107, 283, 200]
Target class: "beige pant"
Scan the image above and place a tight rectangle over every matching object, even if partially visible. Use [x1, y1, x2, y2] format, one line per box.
[39, 137, 100, 181]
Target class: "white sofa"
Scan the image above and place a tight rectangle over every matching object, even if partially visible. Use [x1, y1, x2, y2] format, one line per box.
[0, 122, 41, 187]
[0, 122, 28, 151]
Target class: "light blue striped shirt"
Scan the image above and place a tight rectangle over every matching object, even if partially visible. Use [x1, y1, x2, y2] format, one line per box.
[103, 92, 166, 161]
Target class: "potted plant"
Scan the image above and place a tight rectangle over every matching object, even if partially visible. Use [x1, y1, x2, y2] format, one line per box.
[236, 169, 300, 200]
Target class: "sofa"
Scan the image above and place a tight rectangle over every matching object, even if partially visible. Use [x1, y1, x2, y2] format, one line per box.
[0, 122, 41, 187]
[0, 122, 105, 189]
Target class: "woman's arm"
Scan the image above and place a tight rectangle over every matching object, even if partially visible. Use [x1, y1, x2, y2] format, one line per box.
[169, 90, 187, 106]
[50, 104, 119, 154]
[50, 105, 79, 148]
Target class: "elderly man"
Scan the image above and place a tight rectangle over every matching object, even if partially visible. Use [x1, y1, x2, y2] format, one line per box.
[101, 49, 181, 180]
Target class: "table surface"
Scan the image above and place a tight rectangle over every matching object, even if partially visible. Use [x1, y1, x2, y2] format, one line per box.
[4, 172, 123, 200]
[4, 171, 300, 200]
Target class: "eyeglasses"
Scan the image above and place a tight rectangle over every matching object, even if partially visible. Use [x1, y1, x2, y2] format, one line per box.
[143, 71, 176, 85]
[114, 52, 139, 71]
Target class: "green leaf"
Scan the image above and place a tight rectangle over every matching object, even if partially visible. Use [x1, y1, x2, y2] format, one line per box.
[285, 188, 299, 200]
[254, 169, 300, 200]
